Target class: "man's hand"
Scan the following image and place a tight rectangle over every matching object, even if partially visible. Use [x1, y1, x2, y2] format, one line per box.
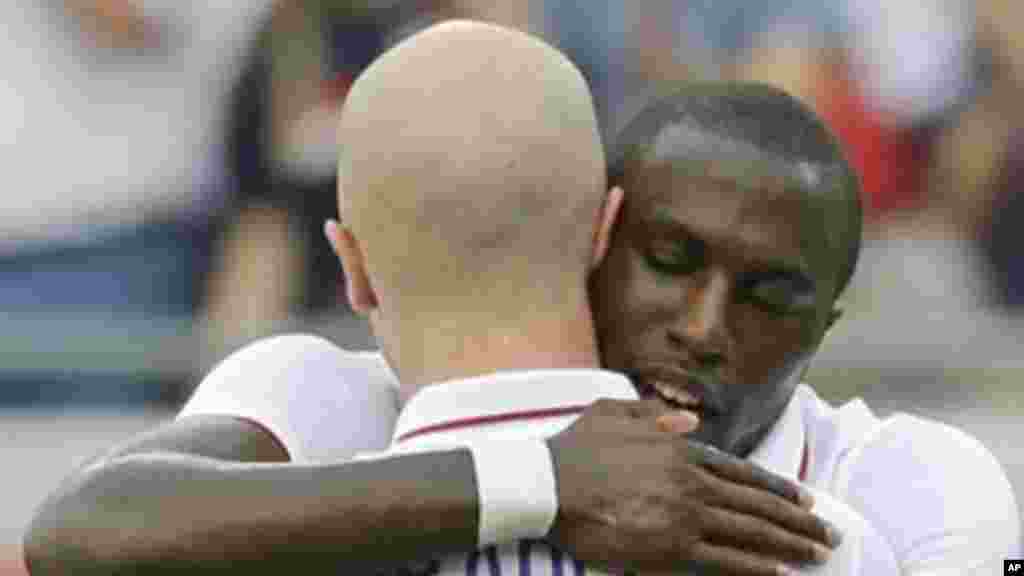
[546, 398, 841, 575]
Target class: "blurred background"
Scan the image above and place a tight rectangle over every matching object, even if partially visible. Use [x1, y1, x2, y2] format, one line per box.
[2, 0, 1022, 572]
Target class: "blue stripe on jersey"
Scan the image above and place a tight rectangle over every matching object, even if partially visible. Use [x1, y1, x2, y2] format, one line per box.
[550, 546, 563, 576]
[451, 540, 604, 576]
[518, 540, 532, 576]
[466, 549, 480, 576]
[485, 546, 501, 576]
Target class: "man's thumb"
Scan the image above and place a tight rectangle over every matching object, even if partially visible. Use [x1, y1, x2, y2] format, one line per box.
[655, 410, 700, 434]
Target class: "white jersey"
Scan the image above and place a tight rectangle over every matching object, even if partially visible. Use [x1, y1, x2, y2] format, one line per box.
[181, 334, 1021, 574]
[182, 334, 399, 463]
[367, 368, 894, 576]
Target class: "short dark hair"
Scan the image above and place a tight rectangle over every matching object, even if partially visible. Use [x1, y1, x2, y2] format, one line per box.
[608, 82, 862, 300]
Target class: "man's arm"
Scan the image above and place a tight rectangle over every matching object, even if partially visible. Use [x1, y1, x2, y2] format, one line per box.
[23, 414, 480, 575]
[25, 408, 840, 576]
[26, 333, 467, 575]
[24, 334, 841, 575]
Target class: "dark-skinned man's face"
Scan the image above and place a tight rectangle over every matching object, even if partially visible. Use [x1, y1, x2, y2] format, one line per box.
[591, 152, 840, 457]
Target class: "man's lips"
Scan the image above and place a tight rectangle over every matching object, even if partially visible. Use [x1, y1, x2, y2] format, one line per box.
[630, 363, 723, 417]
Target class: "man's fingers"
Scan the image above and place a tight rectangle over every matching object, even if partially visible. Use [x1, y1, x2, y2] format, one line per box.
[588, 397, 631, 414]
[592, 397, 698, 431]
[703, 505, 831, 566]
[655, 410, 699, 434]
[708, 477, 842, 549]
[696, 445, 813, 509]
[624, 397, 672, 419]
[689, 541, 798, 576]
[624, 397, 700, 434]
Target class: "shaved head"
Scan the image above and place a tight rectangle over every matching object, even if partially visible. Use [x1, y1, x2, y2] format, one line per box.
[334, 20, 608, 385]
[339, 20, 604, 314]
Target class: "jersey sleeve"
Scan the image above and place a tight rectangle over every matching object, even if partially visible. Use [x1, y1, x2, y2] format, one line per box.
[795, 487, 900, 575]
[841, 414, 1021, 574]
[178, 333, 400, 463]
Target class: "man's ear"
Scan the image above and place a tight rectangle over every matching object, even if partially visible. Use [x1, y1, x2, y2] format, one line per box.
[590, 185, 625, 270]
[324, 219, 378, 314]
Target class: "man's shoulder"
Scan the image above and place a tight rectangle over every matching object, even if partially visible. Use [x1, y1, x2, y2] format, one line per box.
[852, 411, 1012, 495]
[802, 487, 901, 574]
[796, 386, 1010, 495]
[184, 334, 394, 404]
[180, 333, 399, 462]
[842, 412, 1020, 569]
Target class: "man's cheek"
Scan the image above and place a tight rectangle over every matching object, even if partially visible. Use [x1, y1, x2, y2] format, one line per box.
[630, 279, 690, 325]
[743, 315, 810, 356]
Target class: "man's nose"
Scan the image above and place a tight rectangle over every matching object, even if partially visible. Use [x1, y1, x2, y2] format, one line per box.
[667, 269, 731, 369]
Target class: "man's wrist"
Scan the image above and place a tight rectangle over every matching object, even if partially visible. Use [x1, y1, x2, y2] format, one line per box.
[468, 438, 559, 547]
[543, 435, 606, 554]
[543, 435, 573, 550]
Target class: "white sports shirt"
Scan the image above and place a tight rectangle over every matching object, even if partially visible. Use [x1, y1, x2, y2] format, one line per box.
[370, 367, 895, 575]
[181, 334, 1021, 574]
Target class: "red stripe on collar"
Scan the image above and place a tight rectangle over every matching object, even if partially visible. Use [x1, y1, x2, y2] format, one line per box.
[395, 404, 589, 444]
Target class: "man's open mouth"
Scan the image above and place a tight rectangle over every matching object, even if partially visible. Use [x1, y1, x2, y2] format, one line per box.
[641, 380, 702, 409]
[631, 366, 719, 417]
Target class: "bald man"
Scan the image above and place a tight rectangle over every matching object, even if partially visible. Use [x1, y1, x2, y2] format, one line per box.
[26, 22, 850, 576]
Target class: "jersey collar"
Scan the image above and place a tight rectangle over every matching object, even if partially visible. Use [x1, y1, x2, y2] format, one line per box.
[392, 369, 636, 448]
[748, 384, 809, 482]
[392, 369, 809, 482]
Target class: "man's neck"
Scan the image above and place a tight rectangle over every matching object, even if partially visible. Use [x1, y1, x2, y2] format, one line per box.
[393, 300, 603, 401]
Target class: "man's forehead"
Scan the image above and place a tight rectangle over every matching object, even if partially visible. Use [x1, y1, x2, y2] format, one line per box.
[626, 162, 829, 275]
[643, 121, 828, 193]
[648, 199, 810, 271]
[626, 157, 815, 212]
[618, 120, 851, 282]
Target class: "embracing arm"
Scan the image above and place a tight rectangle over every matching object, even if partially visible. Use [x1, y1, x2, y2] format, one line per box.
[23, 414, 480, 575]
[25, 334, 475, 575]
[23, 334, 839, 575]
[24, 408, 839, 576]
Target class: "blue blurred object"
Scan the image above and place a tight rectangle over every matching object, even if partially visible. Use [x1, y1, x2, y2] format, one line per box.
[0, 372, 181, 406]
[327, 13, 386, 77]
[0, 218, 214, 406]
[543, 0, 626, 145]
[0, 219, 213, 317]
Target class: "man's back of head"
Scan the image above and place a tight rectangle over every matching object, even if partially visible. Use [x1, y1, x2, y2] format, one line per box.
[332, 20, 611, 389]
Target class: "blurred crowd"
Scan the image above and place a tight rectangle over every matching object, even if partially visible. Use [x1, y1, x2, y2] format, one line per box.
[2, 0, 1024, 405]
